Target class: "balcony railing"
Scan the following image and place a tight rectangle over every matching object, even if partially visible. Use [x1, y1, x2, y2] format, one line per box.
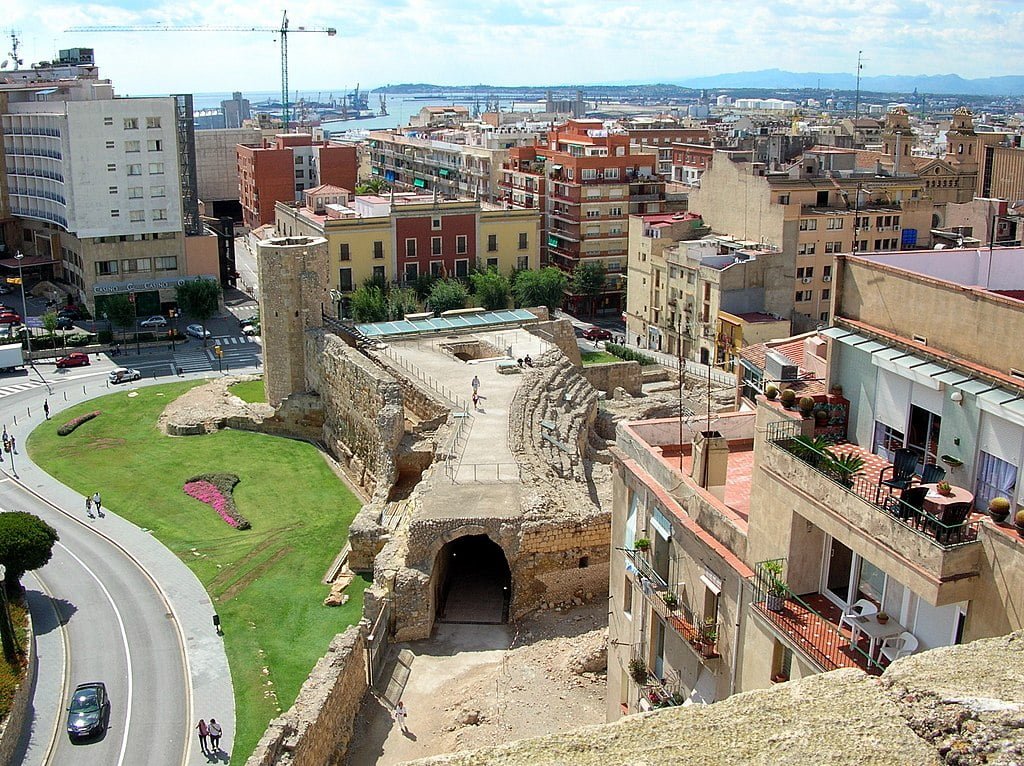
[6, 166, 64, 182]
[764, 420, 981, 550]
[4, 147, 62, 160]
[749, 558, 882, 675]
[2, 127, 61, 138]
[669, 609, 720, 660]
[632, 658, 685, 709]
[623, 547, 669, 591]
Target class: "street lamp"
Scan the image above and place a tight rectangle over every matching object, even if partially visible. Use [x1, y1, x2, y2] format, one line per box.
[14, 252, 31, 357]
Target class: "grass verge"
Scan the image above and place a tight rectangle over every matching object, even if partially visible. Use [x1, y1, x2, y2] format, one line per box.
[580, 351, 620, 366]
[228, 378, 266, 404]
[27, 382, 367, 761]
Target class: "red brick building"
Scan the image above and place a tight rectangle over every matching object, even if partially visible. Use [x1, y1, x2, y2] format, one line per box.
[237, 134, 357, 228]
[501, 119, 668, 313]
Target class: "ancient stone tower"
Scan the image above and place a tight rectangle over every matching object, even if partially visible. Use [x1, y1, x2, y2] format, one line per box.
[257, 236, 329, 405]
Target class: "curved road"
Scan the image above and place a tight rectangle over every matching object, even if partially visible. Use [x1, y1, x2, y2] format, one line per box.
[0, 353, 242, 765]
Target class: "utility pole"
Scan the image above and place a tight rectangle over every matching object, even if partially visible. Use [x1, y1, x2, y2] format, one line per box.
[854, 51, 864, 122]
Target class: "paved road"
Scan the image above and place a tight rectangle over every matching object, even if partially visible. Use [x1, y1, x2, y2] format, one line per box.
[1, 478, 188, 765]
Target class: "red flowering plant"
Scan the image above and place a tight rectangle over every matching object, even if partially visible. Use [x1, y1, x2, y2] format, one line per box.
[182, 473, 250, 529]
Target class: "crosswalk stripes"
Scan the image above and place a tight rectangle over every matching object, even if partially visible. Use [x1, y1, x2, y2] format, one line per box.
[0, 378, 48, 400]
[170, 347, 213, 374]
[212, 336, 259, 345]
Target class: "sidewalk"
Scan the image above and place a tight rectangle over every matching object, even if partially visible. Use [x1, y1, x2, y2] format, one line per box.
[2, 373, 236, 764]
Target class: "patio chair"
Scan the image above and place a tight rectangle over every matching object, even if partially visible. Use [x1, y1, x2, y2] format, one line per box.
[935, 501, 973, 544]
[879, 631, 919, 663]
[838, 599, 878, 645]
[876, 448, 918, 501]
[919, 463, 946, 485]
[894, 485, 929, 525]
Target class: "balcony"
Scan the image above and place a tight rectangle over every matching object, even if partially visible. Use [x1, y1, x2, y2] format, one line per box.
[3, 147, 62, 160]
[668, 610, 721, 660]
[749, 559, 883, 675]
[630, 658, 685, 710]
[2, 127, 61, 138]
[762, 420, 982, 604]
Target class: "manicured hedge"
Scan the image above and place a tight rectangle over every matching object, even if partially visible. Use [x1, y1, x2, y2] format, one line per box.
[57, 410, 100, 436]
[605, 343, 657, 366]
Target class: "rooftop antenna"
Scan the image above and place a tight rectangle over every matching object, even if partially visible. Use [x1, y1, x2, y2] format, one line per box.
[854, 50, 865, 122]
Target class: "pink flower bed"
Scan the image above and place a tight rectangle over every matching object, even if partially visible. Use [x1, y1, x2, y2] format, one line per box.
[182, 473, 250, 529]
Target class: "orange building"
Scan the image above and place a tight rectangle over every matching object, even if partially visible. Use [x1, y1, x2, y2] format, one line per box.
[237, 134, 357, 228]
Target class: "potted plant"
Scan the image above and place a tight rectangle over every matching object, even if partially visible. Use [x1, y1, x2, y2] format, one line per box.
[829, 384, 843, 396]
[813, 407, 829, 424]
[798, 396, 815, 416]
[633, 537, 651, 552]
[661, 591, 679, 610]
[825, 450, 866, 487]
[876, 612, 890, 625]
[780, 388, 797, 409]
[764, 384, 779, 401]
[1015, 509, 1024, 536]
[628, 658, 648, 685]
[988, 497, 1011, 524]
[936, 480, 953, 496]
[700, 619, 718, 651]
[761, 560, 787, 612]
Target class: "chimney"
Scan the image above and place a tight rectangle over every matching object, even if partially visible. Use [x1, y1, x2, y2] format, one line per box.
[691, 430, 729, 501]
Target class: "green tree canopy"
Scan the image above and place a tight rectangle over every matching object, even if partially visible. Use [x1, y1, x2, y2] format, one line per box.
[354, 178, 389, 195]
[0, 512, 59, 594]
[41, 311, 58, 335]
[175, 279, 221, 326]
[469, 269, 511, 311]
[351, 285, 388, 322]
[413, 273, 438, 301]
[426, 279, 469, 315]
[571, 262, 607, 316]
[104, 294, 136, 340]
[512, 267, 567, 311]
[387, 287, 420, 320]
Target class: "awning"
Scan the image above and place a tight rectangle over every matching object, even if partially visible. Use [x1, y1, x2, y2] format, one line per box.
[977, 389, 1024, 429]
[0, 254, 58, 269]
[438, 168, 450, 177]
[413, 178, 426, 188]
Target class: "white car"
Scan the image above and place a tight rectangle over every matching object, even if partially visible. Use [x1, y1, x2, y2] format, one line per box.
[139, 315, 167, 328]
[186, 324, 211, 339]
[108, 367, 141, 384]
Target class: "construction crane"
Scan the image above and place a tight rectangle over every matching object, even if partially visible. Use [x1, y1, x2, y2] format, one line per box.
[66, 11, 336, 130]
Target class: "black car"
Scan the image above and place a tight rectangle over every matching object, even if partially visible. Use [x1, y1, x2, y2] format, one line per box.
[56, 316, 75, 330]
[66, 682, 110, 740]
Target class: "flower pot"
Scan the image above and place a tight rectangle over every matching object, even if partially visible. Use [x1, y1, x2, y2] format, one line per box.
[990, 509, 1010, 524]
[876, 614, 889, 625]
[766, 593, 785, 612]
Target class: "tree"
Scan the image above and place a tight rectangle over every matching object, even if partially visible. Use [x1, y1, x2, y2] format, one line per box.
[426, 279, 469, 315]
[413, 273, 438, 301]
[512, 267, 567, 311]
[104, 295, 136, 344]
[354, 178, 389, 195]
[350, 285, 388, 322]
[41, 311, 60, 349]
[470, 269, 511, 311]
[387, 287, 419, 320]
[571, 262, 607, 316]
[0, 512, 58, 595]
[176, 279, 221, 337]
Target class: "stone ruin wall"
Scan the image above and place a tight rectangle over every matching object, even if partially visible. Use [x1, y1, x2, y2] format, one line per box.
[305, 330, 405, 501]
[579, 360, 642, 397]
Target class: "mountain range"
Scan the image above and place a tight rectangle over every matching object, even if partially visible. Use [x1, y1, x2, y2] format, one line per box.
[671, 68, 1024, 97]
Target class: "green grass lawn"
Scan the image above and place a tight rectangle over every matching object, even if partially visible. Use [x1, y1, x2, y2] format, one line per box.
[28, 383, 367, 761]
[580, 351, 620, 366]
[228, 378, 266, 403]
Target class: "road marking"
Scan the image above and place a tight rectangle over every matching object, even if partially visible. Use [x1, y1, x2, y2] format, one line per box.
[23, 569, 69, 766]
[55, 540, 133, 766]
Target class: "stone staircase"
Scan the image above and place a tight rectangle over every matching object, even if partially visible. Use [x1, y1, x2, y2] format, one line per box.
[510, 350, 598, 482]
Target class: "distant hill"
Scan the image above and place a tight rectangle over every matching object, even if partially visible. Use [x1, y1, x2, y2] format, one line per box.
[672, 68, 1024, 96]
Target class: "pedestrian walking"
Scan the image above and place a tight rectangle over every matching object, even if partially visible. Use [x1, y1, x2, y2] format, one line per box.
[471, 375, 480, 395]
[393, 700, 408, 733]
[85, 496, 94, 518]
[43, 400, 50, 420]
[9, 435, 15, 454]
[472, 392, 480, 411]
[195, 719, 209, 753]
[208, 718, 222, 750]
[92, 491, 102, 517]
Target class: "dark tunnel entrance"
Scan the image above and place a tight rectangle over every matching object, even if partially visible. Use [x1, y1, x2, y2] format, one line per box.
[433, 535, 511, 624]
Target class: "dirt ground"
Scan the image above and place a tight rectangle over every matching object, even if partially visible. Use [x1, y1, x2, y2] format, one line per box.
[345, 602, 608, 766]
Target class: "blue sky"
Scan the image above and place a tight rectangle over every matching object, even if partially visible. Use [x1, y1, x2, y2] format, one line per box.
[5, 0, 1024, 95]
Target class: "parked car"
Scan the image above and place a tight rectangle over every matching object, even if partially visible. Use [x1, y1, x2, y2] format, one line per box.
[582, 326, 612, 341]
[55, 352, 91, 369]
[186, 324, 211, 339]
[66, 681, 110, 740]
[108, 367, 141, 384]
[58, 306, 83, 320]
[0, 312, 22, 325]
[139, 315, 167, 328]
[56, 316, 75, 330]
[241, 324, 258, 337]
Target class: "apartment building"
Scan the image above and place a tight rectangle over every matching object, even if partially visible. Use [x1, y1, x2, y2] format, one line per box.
[501, 120, 668, 313]
[367, 127, 540, 204]
[626, 213, 792, 365]
[274, 190, 540, 315]
[742, 246, 1024, 687]
[237, 134, 357, 228]
[669, 143, 716, 186]
[0, 55, 213, 316]
[690, 146, 931, 331]
[194, 126, 267, 218]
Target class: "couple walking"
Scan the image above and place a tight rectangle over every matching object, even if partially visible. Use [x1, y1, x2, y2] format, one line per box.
[85, 492, 103, 519]
[195, 718, 224, 755]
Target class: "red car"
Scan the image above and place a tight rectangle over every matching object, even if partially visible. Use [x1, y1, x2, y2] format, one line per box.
[582, 326, 612, 341]
[0, 312, 22, 325]
[55, 352, 91, 369]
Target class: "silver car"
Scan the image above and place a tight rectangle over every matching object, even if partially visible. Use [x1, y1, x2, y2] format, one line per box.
[186, 324, 211, 339]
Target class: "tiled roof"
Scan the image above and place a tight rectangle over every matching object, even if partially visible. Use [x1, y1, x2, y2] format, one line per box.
[306, 184, 346, 196]
[739, 331, 827, 395]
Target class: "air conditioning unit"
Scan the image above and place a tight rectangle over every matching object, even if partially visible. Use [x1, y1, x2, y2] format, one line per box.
[823, 275, 832, 282]
[801, 277, 813, 284]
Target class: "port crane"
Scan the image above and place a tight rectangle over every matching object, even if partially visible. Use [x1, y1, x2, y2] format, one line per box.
[66, 11, 336, 130]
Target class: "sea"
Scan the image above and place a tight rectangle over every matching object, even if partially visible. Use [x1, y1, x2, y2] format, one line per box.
[181, 90, 547, 135]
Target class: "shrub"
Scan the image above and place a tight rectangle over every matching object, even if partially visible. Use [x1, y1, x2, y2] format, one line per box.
[57, 410, 100, 436]
[66, 334, 92, 347]
[605, 343, 657, 366]
[183, 473, 250, 530]
[764, 384, 779, 400]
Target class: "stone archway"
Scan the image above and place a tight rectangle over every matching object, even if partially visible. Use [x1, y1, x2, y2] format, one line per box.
[433, 534, 512, 624]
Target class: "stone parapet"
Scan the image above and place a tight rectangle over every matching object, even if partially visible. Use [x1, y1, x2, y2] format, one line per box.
[580, 360, 642, 396]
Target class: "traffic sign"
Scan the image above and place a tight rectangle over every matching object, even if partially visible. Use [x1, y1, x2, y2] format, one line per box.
[24, 317, 43, 328]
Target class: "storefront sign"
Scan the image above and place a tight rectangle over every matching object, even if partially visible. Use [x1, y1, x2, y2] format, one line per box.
[92, 275, 217, 295]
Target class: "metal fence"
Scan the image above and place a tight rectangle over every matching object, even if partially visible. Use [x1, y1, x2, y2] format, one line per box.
[378, 345, 470, 413]
[450, 462, 522, 484]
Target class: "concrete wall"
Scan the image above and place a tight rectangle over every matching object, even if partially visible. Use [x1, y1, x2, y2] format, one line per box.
[0, 599, 34, 766]
[245, 626, 367, 766]
[194, 127, 264, 202]
[580, 361, 642, 396]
